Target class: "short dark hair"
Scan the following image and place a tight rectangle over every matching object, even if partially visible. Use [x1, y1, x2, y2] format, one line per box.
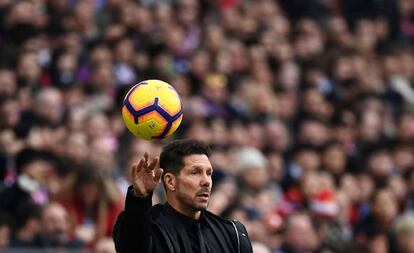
[15, 148, 42, 174]
[160, 139, 211, 178]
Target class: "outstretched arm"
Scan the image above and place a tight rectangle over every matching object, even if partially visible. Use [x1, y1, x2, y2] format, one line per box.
[113, 153, 163, 253]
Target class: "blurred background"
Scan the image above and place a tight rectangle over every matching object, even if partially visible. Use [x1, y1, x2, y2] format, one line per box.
[0, 0, 414, 252]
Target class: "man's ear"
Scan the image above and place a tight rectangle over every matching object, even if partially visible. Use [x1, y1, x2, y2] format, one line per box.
[164, 173, 176, 192]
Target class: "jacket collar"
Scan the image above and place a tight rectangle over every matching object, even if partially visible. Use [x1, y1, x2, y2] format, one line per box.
[164, 202, 207, 230]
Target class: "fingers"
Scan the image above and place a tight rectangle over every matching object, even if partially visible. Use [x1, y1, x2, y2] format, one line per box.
[146, 156, 159, 172]
[143, 152, 148, 163]
[132, 158, 144, 179]
[154, 168, 164, 183]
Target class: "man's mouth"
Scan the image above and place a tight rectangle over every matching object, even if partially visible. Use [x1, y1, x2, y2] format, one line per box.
[197, 190, 210, 199]
[198, 192, 210, 197]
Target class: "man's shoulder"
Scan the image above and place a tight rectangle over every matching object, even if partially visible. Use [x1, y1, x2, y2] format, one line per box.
[204, 209, 233, 223]
[204, 210, 252, 253]
[150, 203, 165, 220]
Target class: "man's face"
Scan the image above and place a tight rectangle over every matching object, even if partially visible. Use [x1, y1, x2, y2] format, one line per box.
[43, 204, 69, 244]
[175, 154, 213, 211]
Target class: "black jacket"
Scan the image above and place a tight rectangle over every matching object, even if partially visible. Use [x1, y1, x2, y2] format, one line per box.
[113, 186, 253, 253]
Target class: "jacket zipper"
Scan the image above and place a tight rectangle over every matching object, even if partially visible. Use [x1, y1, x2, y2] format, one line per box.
[230, 220, 240, 253]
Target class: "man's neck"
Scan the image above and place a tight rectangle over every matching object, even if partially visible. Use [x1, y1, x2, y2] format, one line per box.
[168, 199, 201, 220]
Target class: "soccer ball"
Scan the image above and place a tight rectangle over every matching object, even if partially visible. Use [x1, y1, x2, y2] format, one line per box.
[122, 80, 183, 140]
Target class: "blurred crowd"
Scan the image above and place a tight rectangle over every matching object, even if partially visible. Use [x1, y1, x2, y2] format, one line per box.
[1, 0, 414, 253]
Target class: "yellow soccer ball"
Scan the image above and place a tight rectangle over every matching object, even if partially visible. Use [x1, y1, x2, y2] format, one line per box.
[122, 80, 183, 140]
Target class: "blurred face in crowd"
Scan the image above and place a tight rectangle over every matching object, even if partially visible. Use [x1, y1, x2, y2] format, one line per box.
[264, 120, 290, 153]
[190, 50, 210, 78]
[357, 173, 375, 202]
[355, 19, 377, 53]
[0, 224, 10, 249]
[301, 171, 321, 199]
[205, 24, 225, 53]
[249, 86, 274, 116]
[285, 213, 319, 251]
[372, 189, 397, 225]
[115, 39, 134, 64]
[80, 181, 99, 206]
[368, 233, 389, 253]
[228, 41, 249, 73]
[56, 52, 77, 74]
[331, 55, 354, 82]
[91, 63, 114, 91]
[202, 74, 228, 105]
[294, 148, 321, 172]
[164, 25, 185, 55]
[327, 16, 353, 48]
[85, 112, 110, 139]
[393, 145, 414, 172]
[95, 238, 116, 253]
[388, 175, 407, 203]
[0, 70, 16, 96]
[208, 179, 238, 215]
[65, 131, 89, 164]
[135, 6, 153, 33]
[367, 150, 394, 178]
[340, 174, 361, 203]
[154, 4, 172, 28]
[177, 0, 199, 27]
[90, 46, 113, 65]
[359, 110, 383, 142]
[35, 88, 64, 125]
[7, 0, 36, 25]
[397, 112, 414, 141]
[298, 119, 330, 147]
[302, 89, 333, 120]
[89, 136, 116, 172]
[322, 143, 346, 175]
[274, 91, 298, 120]
[17, 52, 41, 83]
[267, 152, 284, 182]
[277, 61, 300, 90]
[0, 98, 20, 128]
[396, 231, 414, 253]
[42, 203, 70, 245]
[293, 19, 324, 59]
[240, 166, 268, 191]
[23, 159, 53, 186]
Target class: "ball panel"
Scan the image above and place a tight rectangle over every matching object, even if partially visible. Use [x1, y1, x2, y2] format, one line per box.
[165, 113, 183, 137]
[137, 110, 169, 127]
[122, 108, 140, 138]
[122, 106, 134, 123]
[157, 91, 182, 116]
[136, 111, 169, 140]
[128, 86, 156, 112]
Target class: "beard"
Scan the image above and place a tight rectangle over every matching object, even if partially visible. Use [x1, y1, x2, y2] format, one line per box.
[176, 186, 209, 211]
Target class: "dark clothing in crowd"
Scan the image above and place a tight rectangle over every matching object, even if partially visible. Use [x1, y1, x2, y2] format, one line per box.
[113, 186, 253, 253]
[0, 184, 32, 225]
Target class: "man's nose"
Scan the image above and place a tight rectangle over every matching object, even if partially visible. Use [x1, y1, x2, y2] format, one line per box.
[200, 173, 211, 186]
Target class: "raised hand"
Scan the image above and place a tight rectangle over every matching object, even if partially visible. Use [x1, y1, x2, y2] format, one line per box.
[131, 152, 163, 198]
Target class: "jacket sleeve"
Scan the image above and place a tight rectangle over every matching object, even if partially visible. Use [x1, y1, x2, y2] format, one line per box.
[113, 185, 153, 253]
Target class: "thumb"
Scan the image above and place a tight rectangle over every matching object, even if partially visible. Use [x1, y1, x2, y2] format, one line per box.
[154, 168, 164, 183]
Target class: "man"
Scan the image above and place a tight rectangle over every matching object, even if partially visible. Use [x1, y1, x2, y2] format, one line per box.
[0, 148, 53, 222]
[39, 202, 83, 248]
[113, 139, 253, 253]
[277, 212, 320, 253]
